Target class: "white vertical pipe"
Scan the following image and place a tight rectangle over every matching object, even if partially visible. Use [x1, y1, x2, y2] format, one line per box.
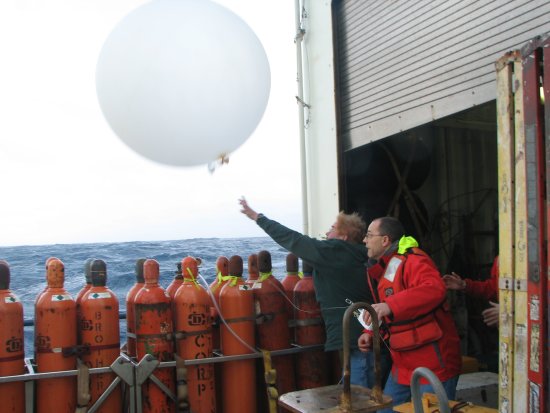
[294, 0, 309, 235]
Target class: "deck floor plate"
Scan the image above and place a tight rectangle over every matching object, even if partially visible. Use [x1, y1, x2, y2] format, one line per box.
[278, 384, 392, 413]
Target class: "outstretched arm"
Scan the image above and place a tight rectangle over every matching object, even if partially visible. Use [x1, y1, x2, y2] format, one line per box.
[444, 268, 498, 301]
[442, 272, 466, 290]
[239, 197, 259, 221]
[239, 197, 329, 267]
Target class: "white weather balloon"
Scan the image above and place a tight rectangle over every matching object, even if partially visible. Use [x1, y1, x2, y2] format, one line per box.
[96, 0, 271, 167]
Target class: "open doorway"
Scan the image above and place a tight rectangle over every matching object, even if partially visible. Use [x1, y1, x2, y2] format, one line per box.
[342, 101, 499, 371]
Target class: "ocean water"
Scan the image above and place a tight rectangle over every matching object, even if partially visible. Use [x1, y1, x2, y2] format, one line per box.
[0, 237, 292, 358]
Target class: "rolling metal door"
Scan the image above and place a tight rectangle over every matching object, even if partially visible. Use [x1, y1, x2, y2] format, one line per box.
[334, 0, 550, 151]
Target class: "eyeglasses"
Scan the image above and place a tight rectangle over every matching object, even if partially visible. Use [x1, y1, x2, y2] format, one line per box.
[365, 233, 385, 239]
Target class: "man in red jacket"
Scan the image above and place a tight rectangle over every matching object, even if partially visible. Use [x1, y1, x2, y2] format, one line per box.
[358, 216, 461, 412]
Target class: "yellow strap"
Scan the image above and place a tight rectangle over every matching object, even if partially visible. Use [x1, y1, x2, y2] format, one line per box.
[259, 271, 272, 282]
[398, 236, 419, 254]
[227, 276, 240, 287]
[216, 271, 231, 284]
[287, 271, 304, 279]
[184, 268, 201, 289]
[261, 349, 279, 413]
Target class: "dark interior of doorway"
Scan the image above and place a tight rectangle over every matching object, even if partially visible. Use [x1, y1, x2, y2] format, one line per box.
[342, 101, 499, 371]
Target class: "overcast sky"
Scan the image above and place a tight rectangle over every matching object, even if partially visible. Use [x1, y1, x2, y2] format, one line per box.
[0, 0, 302, 247]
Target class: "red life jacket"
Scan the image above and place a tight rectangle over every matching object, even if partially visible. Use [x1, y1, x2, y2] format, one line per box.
[378, 248, 445, 351]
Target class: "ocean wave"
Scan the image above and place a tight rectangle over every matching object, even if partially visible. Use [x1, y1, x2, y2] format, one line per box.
[0, 237, 293, 357]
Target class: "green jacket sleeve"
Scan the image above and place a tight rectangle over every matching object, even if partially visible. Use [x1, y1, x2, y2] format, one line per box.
[256, 214, 334, 267]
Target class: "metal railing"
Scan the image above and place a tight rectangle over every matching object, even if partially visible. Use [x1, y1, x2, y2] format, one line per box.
[0, 343, 323, 413]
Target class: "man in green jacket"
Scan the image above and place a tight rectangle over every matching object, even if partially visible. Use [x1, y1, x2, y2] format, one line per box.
[239, 197, 390, 388]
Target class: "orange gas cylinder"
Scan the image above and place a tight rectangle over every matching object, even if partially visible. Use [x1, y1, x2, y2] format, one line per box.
[0, 260, 25, 413]
[294, 260, 329, 389]
[173, 256, 216, 413]
[167, 263, 183, 328]
[209, 255, 228, 412]
[79, 259, 121, 412]
[209, 256, 229, 351]
[35, 257, 77, 413]
[134, 259, 175, 413]
[254, 250, 296, 408]
[75, 258, 93, 306]
[166, 262, 183, 301]
[125, 258, 146, 358]
[281, 253, 301, 343]
[246, 253, 259, 286]
[76, 258, 93, 345]
[219, 255, 256, 413]
[34, 256, 56, 306]
[209, 256, 229, 306]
